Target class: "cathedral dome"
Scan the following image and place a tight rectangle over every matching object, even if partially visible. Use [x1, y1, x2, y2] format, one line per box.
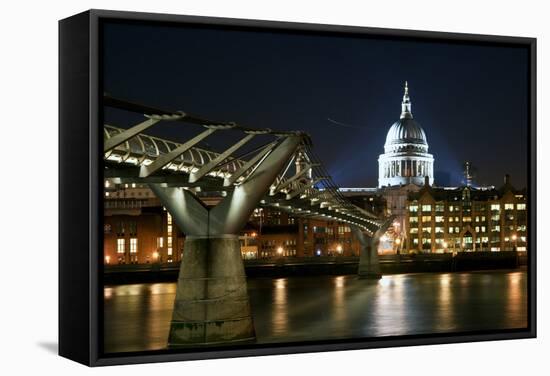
[383, 81, 429, 153]
[384, 117, 427, 147]
[378, 81, 434, 188]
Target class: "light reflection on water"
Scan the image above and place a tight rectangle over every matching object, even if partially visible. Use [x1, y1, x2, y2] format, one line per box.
[104, 270, 528, 353]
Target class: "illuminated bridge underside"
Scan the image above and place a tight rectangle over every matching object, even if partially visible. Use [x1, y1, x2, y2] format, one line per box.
[103, 96, 386, 346]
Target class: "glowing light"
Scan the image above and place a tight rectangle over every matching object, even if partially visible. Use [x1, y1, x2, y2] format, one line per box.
[251, 232, 257, 238]
[277, 247, 284, 255]
[316, 250, 322, 256]
[395, 238, 401, 245]
[336, 245, 343, 253]
[511, 234, 517, 241]
[105, 255, 110, 264]
[153, 251, 159, 259]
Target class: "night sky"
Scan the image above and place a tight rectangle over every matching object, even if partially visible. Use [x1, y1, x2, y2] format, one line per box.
[102, 21, 529, 189]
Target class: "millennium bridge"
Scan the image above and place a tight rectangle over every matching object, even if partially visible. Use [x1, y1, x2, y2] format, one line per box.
[103, 95, 393, 347]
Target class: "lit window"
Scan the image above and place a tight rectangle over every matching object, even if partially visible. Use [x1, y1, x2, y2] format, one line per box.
[157, 237, 164, 248]
[410, 228, 418, 234]
[504, 203, 514, 210]
[491, 204, 500, 211]
[435, 216, 444, 223]
[409, 216, 418, 223]
[117, 238, 125, 254]
[409, 205, 418, 213]
[435, 204, 445, 212]
[463, 217, 471, 222]
[422, 216, 431, 223]
[413, 238, 419, 245]
[517, 204, 526, 210]
[422, 205, 432, 212]
[435, 227, 444, 233]
[130, 238, 138, 253]
[491, 214, 500, 221]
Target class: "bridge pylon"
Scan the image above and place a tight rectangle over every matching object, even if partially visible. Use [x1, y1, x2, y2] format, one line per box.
[150, 135, 302, 347]
[352, 216, 395, 279]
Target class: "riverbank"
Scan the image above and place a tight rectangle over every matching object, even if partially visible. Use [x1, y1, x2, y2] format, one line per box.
[103, 251, 527, 285]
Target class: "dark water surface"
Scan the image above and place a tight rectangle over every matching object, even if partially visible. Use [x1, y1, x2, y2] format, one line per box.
[104, 270, 527, 353]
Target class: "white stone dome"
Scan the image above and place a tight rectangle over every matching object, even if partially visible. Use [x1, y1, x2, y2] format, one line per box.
[384, 118, 428, 148]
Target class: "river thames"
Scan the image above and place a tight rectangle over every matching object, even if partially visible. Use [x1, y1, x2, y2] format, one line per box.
[103, 270, 527, 353]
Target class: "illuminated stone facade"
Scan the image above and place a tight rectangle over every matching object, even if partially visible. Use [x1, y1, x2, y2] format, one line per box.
[404, 175, 527, 253]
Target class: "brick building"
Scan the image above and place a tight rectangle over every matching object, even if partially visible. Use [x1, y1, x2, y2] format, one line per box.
[103, 184, 362, 264]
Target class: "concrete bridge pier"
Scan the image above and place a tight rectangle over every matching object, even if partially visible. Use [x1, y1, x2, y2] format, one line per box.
[168, 235, 254, 346]
[352, 227, 382, 279]
[352, 216, 395, 279]
[149, 135, 302, 347]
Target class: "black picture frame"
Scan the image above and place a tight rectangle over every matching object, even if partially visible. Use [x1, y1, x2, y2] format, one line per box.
[59, 9, 537, 367]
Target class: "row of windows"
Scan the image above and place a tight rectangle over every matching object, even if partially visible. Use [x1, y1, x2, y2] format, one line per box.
[410, 203, 526, 213]
[259, 249, 297, 258]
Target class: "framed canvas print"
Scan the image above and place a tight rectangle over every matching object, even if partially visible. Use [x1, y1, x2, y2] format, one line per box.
[59, 9, 536, 366]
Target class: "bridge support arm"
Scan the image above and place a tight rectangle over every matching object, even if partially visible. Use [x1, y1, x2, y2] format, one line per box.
[210, 135, 302, 234]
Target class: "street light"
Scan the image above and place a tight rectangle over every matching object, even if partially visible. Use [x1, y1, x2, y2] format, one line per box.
[442, 241, 448, 253]
[105, 255, 110, 264]
[336, 244, 343, 254]
[277, 246, 284, 256]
